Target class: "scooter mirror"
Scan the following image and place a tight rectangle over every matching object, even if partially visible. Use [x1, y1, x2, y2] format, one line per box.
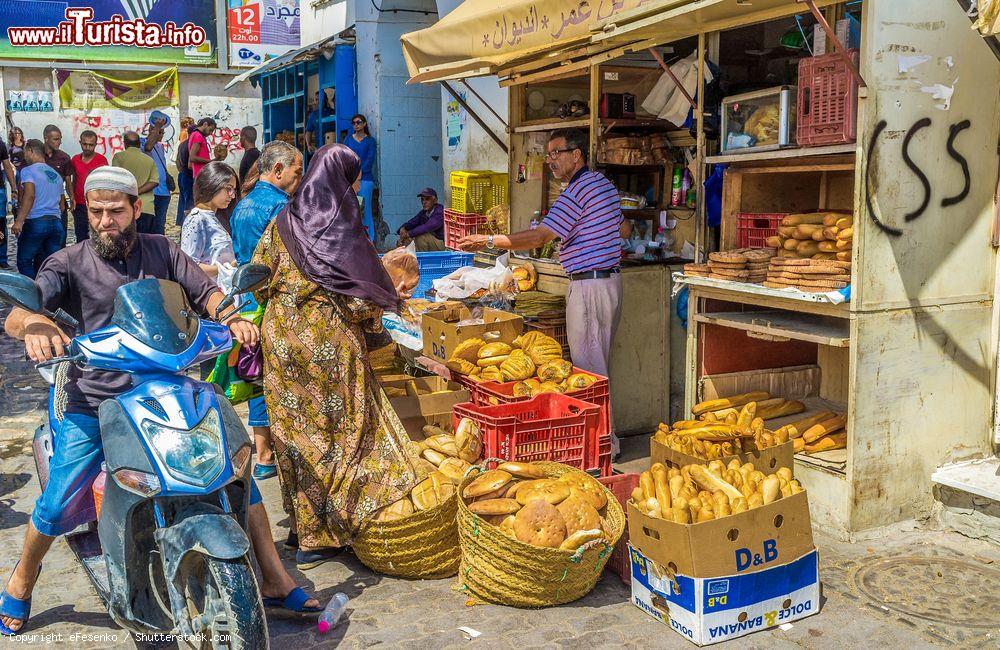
[0, 270, 43, 314]
[230, 264, 271, 295]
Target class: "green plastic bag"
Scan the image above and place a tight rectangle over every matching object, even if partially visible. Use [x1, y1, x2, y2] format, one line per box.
[206, 303, 265, 405]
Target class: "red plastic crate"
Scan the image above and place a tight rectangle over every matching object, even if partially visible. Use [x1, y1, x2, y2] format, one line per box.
[736, 213, 786, 249]
[797, 50, 860, 147]
[453, 393, 604, 475]
[598, 472, 639, 585]
[444, 209, 488, 251]
[467, 368, 611, 475]
[524, 320, 571, 361]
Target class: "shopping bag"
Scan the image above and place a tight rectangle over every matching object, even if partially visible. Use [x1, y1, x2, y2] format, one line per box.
[206, 302, 265, 405]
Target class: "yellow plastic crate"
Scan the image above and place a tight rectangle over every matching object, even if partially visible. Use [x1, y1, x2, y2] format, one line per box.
[451, 171, 508, 215]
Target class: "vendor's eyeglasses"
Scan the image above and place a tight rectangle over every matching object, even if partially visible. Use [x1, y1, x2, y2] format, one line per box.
[544, 148, 575, 160]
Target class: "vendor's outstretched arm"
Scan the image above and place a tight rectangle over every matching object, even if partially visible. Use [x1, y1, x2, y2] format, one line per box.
[456, 226, 556, 252]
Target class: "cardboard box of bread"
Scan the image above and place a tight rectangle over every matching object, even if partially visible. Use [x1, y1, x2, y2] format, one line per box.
[764, 212, 853, 292]
[421, 305, 523, 363]
[383, 376, 470, 439]
[627, 460, 819, 645]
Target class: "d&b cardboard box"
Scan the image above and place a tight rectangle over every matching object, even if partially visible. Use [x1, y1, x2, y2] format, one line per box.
[627, 491, 819, 645]
[651, 437, 795, 473]
[420, 305, 523, 363]
[383, 376, 470, 439]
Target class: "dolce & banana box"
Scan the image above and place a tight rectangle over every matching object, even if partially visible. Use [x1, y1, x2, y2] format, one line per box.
[420, 305, 523, 362]
[627, 491, 819, 645]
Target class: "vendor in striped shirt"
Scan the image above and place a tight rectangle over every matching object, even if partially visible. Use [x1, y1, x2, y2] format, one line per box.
[458, 128, 624, 456]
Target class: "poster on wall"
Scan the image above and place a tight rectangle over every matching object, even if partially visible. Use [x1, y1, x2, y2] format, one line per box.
[6, 90, 54, 112]
[57, 69, 179, 110]
[227, 0, 300, 68]
[0, 0, 218, 66]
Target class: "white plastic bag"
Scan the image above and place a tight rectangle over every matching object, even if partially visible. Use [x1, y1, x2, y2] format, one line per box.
[432, 253, 514, 300]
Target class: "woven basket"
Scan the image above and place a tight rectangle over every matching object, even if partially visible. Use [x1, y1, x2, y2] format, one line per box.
[353, 492, 460, 579]
[456, 461, 625, 607]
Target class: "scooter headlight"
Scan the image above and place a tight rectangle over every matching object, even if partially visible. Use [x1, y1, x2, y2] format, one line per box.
[141, 410, 225, 487]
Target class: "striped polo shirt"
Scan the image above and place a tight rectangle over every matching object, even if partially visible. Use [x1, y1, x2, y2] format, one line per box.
[542, 167, 622, 275]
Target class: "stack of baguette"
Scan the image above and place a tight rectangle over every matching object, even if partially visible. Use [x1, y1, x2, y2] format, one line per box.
[764, 258, 853, 292]
[655, 401, 799, 460]
[766, 212, 854, 262]
[705, 248, 776, 283]
[630, 461, 804, 523]
[786, 411, 847, 454]
[692, 391, 805, 421]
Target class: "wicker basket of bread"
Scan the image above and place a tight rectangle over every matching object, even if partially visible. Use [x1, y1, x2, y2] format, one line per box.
[456, 460, 625, 607]
[353, 418, 485, 579]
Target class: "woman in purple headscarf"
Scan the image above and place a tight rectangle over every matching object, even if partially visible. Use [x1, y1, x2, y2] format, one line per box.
[252, 144, 421, 569]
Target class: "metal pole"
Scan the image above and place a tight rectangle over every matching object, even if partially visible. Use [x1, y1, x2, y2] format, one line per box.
[648, 48, 695, 108]
[460, 80, 508, 129]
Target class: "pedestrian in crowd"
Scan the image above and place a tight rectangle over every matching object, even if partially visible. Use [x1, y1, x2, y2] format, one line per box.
[0, 132, 17, 269]
[213, 143, 229, 162]
[12, 140, 65, 278]
[229, 141, 303, 482]
[41, 125, 74, 248]
[237, 126, 260, 187]
[69, 130, 108, 243]
[305, 91, 322, 154]
[0, 166, 320, 636]
[398, 188, 446, 251]
[343, 113, 377, 241]
[112, 132, 159, 234]
[179, 116, 194, 142]
[175, 118, 195, 226]
[252, 144, 419, 568]
[187, 117, 216, 178]
[458, 128, 625, 456]
[181, 161, 238, 292]
[8, 126, 26, 181]
[142, 110, 172, 235]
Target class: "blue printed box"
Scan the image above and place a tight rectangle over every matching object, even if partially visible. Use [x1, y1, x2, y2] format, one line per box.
[629, 543, 820, 645]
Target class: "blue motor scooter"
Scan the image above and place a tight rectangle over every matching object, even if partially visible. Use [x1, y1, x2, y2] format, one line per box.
[0, 266, 271, 649]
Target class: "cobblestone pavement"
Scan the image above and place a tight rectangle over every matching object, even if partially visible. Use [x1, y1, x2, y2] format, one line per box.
[0, 204, 998, 648]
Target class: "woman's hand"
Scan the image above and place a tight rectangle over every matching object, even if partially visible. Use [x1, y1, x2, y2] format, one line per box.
[228, 318, 260, 348]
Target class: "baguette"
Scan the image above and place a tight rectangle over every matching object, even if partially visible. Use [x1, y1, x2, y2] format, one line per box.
[822, 227, 840, 240]
[639, 471, 655, 501]
[794, 224, 824, 239]
[835, 239, 852, 251]
[835, 217, 853, 230]
[796, 240, 821, 256]
[766, 235, 784, 248]
[793, 437, 805, 453]
[757, 400, 806, 420]
[651, 464, 672, 513]
[783, 213, 827, 226]
[837, 227, 854, 241]
[692, 391, 771, 416]
[761, 476, 781, 505]
[778, 226, 798, 238]
[817, 241, 838, 252]
[812, 228, 829, 241]
[836, 251, 852, 262]
[783, 237, 800, 251]
[689, 465, 742, 501]
[786, 412, 837, 437]
[735, 402, 756, 428]
[804, 432, 847, 453]
[802, 415, 847, 443]
[822, 213, 841, 227]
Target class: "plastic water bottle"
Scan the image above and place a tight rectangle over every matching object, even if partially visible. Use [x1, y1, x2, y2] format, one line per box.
[317, 593, 349, 633]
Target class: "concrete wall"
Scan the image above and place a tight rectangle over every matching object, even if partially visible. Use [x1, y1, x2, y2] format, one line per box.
[0, 67, 260, 163]
[300, 0, 350, 47]
[434, 0, 509, 204]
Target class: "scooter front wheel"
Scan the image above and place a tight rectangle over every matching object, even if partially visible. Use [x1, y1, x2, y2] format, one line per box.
[177, 555, 268, 650]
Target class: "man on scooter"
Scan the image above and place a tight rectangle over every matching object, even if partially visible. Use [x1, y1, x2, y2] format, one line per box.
[0, 167, 320, 635]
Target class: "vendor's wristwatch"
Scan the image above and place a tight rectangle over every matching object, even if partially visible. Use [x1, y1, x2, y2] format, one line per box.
[486, 235, 495, 250]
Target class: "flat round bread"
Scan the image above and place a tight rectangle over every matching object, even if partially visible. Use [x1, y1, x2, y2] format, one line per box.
[463, 470, 512, 499]
[497, 461, 548, 479]
[468, 498, 522, 515]
[515, 479, 571, 506]
[513, 499, 567, 548]
[557, 473, 608, 510]
[557, 494, 602, 535]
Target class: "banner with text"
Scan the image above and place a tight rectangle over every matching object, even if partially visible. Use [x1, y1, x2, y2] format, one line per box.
[57, 68, 179, 111]
[227, 0, 300, 68]
[0, 0, 218, 66]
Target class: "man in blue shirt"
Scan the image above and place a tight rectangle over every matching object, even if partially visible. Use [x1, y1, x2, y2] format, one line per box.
[142, 110, 172, 235]
[229, 140, 303, 481]
[13, 140, 65, 277]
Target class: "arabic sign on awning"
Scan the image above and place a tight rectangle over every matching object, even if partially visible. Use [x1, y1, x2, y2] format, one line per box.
[401, 0, 685, 83]
[57, 68, 179, 111]
[227, 0, 301, 68]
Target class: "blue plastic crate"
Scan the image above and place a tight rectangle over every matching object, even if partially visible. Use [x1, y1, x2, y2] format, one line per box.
[412, 251, 474, 299]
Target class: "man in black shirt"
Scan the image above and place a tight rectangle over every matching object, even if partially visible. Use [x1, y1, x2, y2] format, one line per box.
[238, 126, 260, 188]
[41, 125, 73, 248]
[0, 138, 17, 268]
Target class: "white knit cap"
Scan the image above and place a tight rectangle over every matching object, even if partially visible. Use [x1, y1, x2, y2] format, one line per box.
[84, 166, 139, 197]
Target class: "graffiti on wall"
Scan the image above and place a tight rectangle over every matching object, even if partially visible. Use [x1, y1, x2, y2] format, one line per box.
[186, 96, 262, 156]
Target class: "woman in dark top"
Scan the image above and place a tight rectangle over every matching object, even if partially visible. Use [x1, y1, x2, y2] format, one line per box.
[343, 114, 377, 242]
[8, 127, 25, 181]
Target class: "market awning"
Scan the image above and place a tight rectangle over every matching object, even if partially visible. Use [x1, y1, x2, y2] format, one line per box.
[224, 31, 355, 90]
[402, 0, 839, 85]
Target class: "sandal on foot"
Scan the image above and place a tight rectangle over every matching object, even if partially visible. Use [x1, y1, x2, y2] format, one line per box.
[295, 547, 345, 570]
[262, 586, 322, 618]
[252, 463, 278, 480]
[0, 564, 41, 636]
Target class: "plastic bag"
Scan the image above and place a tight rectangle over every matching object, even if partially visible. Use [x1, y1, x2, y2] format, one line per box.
[431, 253, 515, 301]
[206, 303, 265, 405]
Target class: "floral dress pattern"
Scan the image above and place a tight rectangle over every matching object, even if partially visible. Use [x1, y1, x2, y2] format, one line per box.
[253, 223, 420, 548]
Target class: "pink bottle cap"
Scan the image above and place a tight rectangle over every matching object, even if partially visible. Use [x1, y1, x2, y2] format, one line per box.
[317, 621, 331, 633]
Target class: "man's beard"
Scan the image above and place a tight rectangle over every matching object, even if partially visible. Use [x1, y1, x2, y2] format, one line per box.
[89, 222, 138, 260]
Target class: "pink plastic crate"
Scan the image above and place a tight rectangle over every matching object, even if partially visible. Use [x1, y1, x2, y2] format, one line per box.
[736, 213, 787, 249]
[797, 50, 860, 147]
[453, 393, 603, 474]
[443, 209, 488, 251]
[598, 472, 639, 585]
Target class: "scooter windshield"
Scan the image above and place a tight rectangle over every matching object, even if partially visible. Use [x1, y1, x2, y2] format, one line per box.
[112, 279, 201, 355]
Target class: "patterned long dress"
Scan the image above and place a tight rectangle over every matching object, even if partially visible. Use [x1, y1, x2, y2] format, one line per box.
[253, 223, 420, 548]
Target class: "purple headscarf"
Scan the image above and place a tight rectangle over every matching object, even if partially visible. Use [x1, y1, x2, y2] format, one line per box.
[275, 144, 398, 310]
